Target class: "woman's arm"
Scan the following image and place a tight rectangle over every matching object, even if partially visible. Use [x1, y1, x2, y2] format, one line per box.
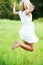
[13, 3, 19, 15]
[13, 7, 19, 15]
[25, 4, 35, 15]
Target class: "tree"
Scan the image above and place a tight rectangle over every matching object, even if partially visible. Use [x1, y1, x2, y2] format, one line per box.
[0, 0, 43, 20]
[31, 0, 43, 19]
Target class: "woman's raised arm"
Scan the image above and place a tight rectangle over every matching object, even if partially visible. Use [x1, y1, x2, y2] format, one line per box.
[13, 2, 19, 15]
[25, 4, 35, 15]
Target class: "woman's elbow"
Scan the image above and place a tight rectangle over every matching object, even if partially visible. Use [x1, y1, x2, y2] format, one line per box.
[13, 11, 15, 15]
[13, 11, 19, 15]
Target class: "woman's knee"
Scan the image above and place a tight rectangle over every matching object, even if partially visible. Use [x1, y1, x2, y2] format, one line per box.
[28, 46, 34, 52]
[30, 47, 34, 52]
[30, 43, 34, 52]
[26, 46, 34, 52]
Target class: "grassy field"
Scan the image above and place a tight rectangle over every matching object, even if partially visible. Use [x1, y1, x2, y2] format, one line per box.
[0, 18, 43, 65]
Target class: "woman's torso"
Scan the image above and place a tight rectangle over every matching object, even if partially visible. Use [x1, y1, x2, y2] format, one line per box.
[19, 10, 32, 25]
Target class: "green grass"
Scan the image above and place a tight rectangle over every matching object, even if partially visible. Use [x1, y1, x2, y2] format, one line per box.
[0, 18, 43, 65]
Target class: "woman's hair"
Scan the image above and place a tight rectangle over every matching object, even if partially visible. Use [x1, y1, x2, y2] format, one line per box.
[22, 0, 31, 9]
[19, 1, 24, 10]
[19, 0, 34, 10]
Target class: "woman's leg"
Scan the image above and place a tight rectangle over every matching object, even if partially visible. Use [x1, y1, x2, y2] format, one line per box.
[20, 41, 34, 52]
[23, 40, 33, 46]
[12, 41, 34, 52]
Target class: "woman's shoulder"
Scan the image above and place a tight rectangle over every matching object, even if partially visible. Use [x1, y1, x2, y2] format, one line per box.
[19, 10, 25, 15]
[19, 10, 32, 16]
[22, 10, 32, 16]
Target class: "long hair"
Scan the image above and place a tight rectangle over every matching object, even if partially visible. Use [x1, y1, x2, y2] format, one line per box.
[22, 0, 34, 10]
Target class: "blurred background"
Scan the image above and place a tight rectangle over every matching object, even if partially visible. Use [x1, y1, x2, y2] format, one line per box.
[0, 0, 43, 20]
[0, 0, 43, 65]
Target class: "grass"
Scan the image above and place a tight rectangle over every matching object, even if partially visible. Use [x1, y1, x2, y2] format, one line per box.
[0, 18, 43, 65]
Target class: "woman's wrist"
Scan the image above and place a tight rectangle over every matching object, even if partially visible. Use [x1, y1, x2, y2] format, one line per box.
[13, 6, 16, 12]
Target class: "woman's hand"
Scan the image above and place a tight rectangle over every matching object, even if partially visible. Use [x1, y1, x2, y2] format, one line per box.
[27, 4, 35, 12]
[25, 4, 35, 15]
[29, 5, 35, 12]
[13, 2, 16, 7]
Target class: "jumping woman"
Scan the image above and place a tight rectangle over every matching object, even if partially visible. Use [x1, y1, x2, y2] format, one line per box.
[12, 0, 39, 52]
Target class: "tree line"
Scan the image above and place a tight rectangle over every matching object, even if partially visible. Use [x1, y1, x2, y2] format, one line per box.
[0, 0, 43, 20]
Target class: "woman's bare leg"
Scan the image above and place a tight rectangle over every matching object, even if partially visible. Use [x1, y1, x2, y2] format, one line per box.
[23, 40, 33, 46]
[12, 41, 34, 52]
[19, 41, 34, 52]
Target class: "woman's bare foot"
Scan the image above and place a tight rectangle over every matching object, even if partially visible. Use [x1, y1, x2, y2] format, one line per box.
[12, 41, 20, 49]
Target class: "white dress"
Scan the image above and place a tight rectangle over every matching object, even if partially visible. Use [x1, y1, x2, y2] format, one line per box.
[19, 11, 39, 43]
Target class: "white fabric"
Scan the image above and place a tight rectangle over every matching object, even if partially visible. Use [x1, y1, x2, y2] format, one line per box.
[19, 11, 39, 43]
